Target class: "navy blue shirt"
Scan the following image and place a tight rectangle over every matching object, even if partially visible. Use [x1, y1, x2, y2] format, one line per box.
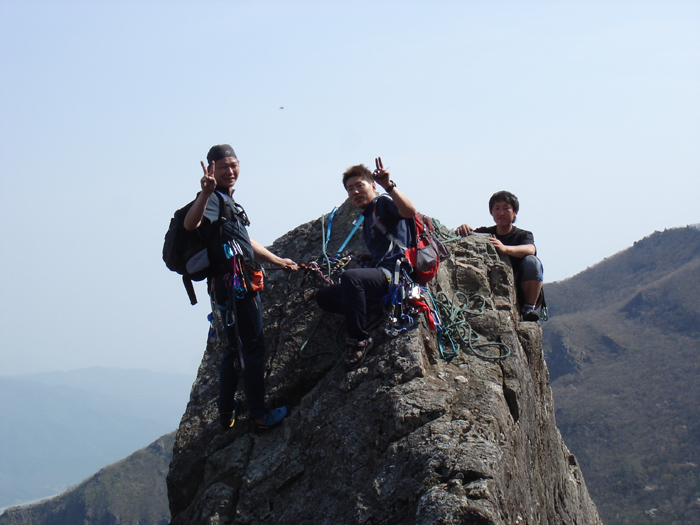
[362, 194, 413, 271]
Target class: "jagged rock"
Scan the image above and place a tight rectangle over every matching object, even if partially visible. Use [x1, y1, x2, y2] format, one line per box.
[167, 201, 601, 524]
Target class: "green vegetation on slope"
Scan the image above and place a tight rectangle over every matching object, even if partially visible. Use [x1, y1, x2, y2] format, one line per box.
[543, 226, 700, 525]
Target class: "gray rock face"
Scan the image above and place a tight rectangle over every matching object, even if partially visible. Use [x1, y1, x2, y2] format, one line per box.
[167, 201, 601, 524]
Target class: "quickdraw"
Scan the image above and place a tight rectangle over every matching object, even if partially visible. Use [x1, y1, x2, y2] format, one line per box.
[223, 244, 247, 299]
[314, 206, 365, 284]
[383, 259, 439, 337]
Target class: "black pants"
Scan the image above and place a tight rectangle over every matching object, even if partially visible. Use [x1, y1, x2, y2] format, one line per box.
[211, 276, 267, 420]
[315, 268, 389, 341]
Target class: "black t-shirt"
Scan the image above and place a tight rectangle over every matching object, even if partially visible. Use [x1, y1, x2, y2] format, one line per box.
[474, 225, 535, 272]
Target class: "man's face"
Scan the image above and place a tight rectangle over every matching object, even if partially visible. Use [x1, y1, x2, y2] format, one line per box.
[490, 200, 517, 227]
[345, 175, 376, 209]
[212, 156, 240, 190]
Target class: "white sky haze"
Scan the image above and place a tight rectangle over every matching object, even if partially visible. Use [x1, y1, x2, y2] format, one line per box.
[1, 1, 698, 376]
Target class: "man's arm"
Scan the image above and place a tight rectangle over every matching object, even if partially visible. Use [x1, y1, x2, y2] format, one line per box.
[184, 161, 216, 231]
[250, 239, 299, 271]
[373, 157, 417, 219]
[489, 238, 536, 258]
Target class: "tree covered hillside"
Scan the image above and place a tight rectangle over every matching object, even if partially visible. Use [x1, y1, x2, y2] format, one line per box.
[542, 225, 700, 525]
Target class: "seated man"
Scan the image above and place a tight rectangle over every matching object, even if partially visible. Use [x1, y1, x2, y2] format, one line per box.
[316, 158, 417, 368]
[456, 190, 544, 321]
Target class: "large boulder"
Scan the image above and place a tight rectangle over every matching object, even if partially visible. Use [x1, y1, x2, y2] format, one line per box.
[167, 200, 601, 524]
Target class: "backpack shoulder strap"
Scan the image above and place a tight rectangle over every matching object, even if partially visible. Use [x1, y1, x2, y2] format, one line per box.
[183, 192, 228, 306]
[371, 202, 410, 252]
[183, 275, 197, 306]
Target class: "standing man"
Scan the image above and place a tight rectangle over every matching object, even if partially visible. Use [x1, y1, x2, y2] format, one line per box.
[456, 190, 544, 321]
[316, 158, 417, 368]
[184, 144, 298, 431]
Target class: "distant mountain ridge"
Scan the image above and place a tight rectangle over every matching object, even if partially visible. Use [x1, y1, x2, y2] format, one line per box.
[542, 226, 700, 524]
[0, 367, 191, 509]
[548, 225, 700, 315]
[0, 433, 173, 525]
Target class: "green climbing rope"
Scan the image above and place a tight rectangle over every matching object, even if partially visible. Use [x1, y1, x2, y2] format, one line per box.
[430, 218, 463, 244]
[427, 290, 511, 361]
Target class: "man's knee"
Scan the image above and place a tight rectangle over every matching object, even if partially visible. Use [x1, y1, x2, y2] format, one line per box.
[315, 284, 344, 314]
[339, 268, 368, 291]
[521, 255, 543, 282]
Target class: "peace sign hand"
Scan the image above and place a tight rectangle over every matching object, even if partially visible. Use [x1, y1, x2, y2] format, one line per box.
[200, 160, 216, 194]
[373, 156, 390, 188]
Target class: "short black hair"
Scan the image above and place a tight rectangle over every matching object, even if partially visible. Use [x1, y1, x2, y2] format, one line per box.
[342, 164, 373, 188]
[488, 190, 520, 214]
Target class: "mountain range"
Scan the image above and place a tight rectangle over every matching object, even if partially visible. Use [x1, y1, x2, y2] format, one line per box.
[0, 433, 173, 525]
[2, 226, 698, 524]
[541, 225, 700, 524]
[0, 367, 192, 510]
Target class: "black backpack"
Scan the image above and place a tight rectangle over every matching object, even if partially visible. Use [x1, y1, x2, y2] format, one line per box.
[163, 192, 225, 305]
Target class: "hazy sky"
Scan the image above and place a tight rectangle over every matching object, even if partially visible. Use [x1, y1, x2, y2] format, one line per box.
[1, 1, 698, 376]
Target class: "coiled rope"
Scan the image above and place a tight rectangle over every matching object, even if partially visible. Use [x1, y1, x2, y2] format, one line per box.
[426, 290, 511, 361]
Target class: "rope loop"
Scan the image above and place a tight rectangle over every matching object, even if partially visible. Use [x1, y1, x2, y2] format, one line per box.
[427, 290, 511, 361]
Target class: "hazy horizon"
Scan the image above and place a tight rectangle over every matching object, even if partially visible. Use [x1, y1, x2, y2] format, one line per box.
[2, 1, 698, 376]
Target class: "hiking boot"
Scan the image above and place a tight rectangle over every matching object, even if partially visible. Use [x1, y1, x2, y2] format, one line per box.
[256, 406, 288, 433]
[521, 306, 540, 322]
[219, 399, 239, 430]
[345, 337, 373, 369]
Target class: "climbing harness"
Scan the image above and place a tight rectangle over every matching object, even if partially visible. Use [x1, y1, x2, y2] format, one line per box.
[382, 259, 437, 337]
[314, 206, 366, 285]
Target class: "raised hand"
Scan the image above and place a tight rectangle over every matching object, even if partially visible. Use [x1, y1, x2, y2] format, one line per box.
[200, 160, 216, 194]
[373, 156, 390, 188]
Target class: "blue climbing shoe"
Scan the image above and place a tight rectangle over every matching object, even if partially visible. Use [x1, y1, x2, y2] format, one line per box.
[256, 406, 287, 433]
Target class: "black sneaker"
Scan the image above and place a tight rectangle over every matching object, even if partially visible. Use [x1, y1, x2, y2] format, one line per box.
[521, 306, 540, 322]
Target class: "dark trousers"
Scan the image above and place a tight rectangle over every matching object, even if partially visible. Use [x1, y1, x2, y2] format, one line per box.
[217, 292, 266, 420]
[315, 267, 389, 341]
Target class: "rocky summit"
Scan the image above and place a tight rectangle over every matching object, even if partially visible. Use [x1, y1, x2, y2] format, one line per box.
[167, 200, 601, 524]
